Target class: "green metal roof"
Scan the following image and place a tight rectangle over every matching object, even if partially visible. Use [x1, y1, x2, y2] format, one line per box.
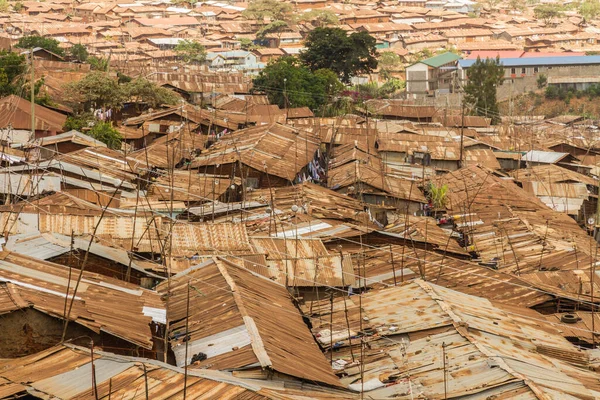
[420, 52, 461, 68]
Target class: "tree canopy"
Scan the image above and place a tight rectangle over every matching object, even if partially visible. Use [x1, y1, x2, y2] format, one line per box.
[378, 52, 402, 81]
[69, 44, 88, 62]
[534, 4, 563, 24]
[256, 20, 288, 40]
[0, 51, 26, 97]
[88, 56, 110, 71]
[125, 78, 180, 108]
[252, 56, 342, 112]
[294, 10, 339, 27]
[242, 0, 292, 22]
[300, 28, 378, 84]
[16, 36, 64, 56]
[580, 0, 600, 22]
[463, 56, 504, 124]
[173, 40, 207, 64]
[88, 122, 122, 150]
[63, 72, 179, 112]
[64, 72, 126, 111]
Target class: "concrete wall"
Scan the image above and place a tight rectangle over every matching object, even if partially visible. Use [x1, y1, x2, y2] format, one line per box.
[406, 63, 429, 93]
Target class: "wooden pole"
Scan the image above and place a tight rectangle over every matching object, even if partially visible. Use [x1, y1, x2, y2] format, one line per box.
[183, 282, 190, 399]
[30, 48, 35, 141]
[91, 340, 99, 400]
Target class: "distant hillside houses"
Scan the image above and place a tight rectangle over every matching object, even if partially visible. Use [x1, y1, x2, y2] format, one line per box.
[406, 52, 600, 101]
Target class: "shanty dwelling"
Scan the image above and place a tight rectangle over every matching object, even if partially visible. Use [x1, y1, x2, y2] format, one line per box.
[2, 147, 145, 199]
[23, 129, 107, 161]
[122, 105, 204, 146]
[521, 150, 581, 169]
[302, 280, 600, 398]
[190, 123, 321, 189]
[0, 344, 355, 399]
[494, 150, 523, 170]
[327, 160, 428, 222]
[405, 52, 461, 98]
[21, 47, 65, 62]
[509, 164, 598, 225]
[0, 251, 165, 359]
[548, 140, 600, 167]
[376, 134, 462, 172]
[248, 236, 356, 296]
[0, 95, 67, 144]
[360, 100, 437, 123]
[157, 257, 342, 387]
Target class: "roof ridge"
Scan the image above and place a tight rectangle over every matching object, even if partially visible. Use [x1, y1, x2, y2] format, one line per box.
[414, 279, 551, 400]
[214, 257, 273, 368]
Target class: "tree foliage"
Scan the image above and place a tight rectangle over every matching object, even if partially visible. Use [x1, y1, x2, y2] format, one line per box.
[378, 51, 401, 81]
[69, 44, 88, 62]
[0, 0, 9, 12]
[242, 0, 292, 22]
[508, 0, 525, 12]
[63, 112, 95, 131]
[64, 72, 179, 112]
[63, 71, 126, 111]
[0, 51, 26, 97]
[88, 122, 122, 150]
[174, 39, 207, 64]
[580, 0, 600, 22]
[88, 56, 110, 71]
[16, 36, 64, 56]
[463, 56, 504, 124]
[300, 28, 378, 84]
[126, 78, 179, 108]
[252, 56, 342, 112]
[239, 38, 260, 51]
[534, 4, 564, 24]
[256, 20, 288, 39]
[294, 10, 339, 27]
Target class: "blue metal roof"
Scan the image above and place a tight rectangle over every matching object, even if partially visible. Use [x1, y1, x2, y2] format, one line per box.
[458, 56, 600, 68]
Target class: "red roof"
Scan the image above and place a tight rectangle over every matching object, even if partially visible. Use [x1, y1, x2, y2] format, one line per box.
[520, 51, 586, 58]
[465, 51, 586, 59]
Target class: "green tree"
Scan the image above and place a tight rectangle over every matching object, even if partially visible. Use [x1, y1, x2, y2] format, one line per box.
[534, 4, 563, 24]
[69, 44, 88, 62]
[174, 40, 207, 64]
[63, 71, 126, 111]
[243, 0, 292, 23]
[463, 56, 504, 124]
[378, 51, 401, 81]
[16, 36, 64, 56]
[125, 78, 179, 108]
[0, 0, 9, 12]
[0, 51, 26, 96]
[294, 10, 339, 27]
[252, 56, 342, 111]
[13, 1, 23, 11]
[88, 56, 110, 71]
[256, 20, 288, 40]
[63, 112, 95, 131]
[508, 0, 525, 12]
[537, 74, 547, 89]
[88, 122, 122, 150]
[239, 38, 260, 51]
[300, 27, 378, 84]
[580, 0, 600, 22]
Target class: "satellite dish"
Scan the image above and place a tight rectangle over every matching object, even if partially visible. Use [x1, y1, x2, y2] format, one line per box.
[587, 217, 595, 226]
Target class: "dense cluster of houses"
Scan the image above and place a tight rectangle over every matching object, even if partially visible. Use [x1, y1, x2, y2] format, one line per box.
[3, 0, 600, 77]
[2, 0, 600, 399]
[2, 80, 600, 397]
